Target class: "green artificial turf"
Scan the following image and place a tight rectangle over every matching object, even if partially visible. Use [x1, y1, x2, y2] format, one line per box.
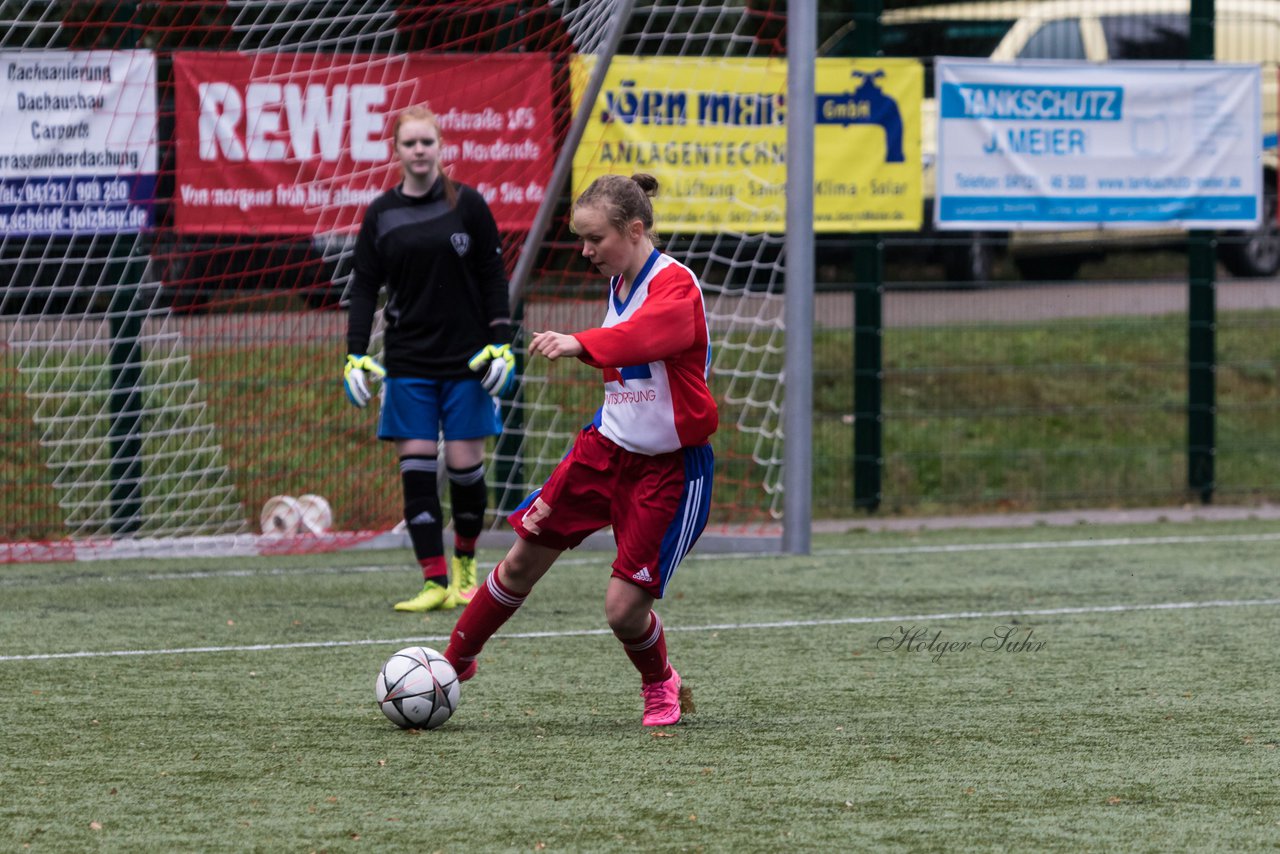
[3, 520, 1278, 851]
[8, 308, 1280, 540]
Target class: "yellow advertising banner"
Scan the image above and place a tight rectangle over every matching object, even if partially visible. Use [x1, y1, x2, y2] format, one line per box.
[570, 55, 922, 233]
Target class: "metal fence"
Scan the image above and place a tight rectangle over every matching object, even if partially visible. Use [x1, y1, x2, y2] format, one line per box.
[3, 1, 1279, 546]
[811, 0, 1280, 515]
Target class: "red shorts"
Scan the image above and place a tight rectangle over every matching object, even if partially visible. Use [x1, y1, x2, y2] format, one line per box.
[508, 426, 714, 598]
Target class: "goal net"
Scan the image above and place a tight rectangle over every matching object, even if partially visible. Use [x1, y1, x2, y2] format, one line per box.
[1, 0, 789, 561]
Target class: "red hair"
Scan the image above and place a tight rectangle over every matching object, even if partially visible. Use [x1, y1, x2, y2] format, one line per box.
[393, 105, 456, 207]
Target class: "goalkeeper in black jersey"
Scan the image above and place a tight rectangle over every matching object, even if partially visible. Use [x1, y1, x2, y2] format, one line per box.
[344, 105, 515, 613]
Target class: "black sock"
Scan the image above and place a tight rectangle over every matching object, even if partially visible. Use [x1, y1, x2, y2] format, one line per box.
[448, 462, 487, 558]
[401, 455, 446, 582]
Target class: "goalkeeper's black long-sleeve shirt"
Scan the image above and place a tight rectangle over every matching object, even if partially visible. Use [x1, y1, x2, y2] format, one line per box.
[347, 176, 511, 379]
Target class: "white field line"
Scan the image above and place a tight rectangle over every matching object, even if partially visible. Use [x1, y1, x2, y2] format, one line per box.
[822, 532, 1280, 555]
[3, 597, 1279, 663]
[4, 530, 1280, 588]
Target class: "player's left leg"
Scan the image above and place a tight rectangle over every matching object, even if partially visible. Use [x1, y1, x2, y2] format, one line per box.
[439, 382, 503, 607]
[442, 437, 488, 606]
[607, 579, 689, 727]
[609, 442, 714, 726]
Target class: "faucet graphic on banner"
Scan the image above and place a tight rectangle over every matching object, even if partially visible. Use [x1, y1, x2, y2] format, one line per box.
[816, 69, 905, 163]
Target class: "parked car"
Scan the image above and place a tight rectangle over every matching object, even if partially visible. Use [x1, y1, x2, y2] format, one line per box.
[821, 0, 1280, 281]
[152, 234, 347, 312]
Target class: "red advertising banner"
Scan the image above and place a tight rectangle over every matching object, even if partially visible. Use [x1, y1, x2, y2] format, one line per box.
[172, 53, 555, 234]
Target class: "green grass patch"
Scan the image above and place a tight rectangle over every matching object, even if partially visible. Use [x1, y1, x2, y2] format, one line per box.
[815, 310, 1280, 514]
[2, 520, 1278, 850]
[6, 308, 1280, 539]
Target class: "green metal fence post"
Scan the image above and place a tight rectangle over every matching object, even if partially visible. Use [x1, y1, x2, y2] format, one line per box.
[1188, 0, 1216, 503]
[107, 1, 146, 534]
[851, 0, 883, 512]
[853, 237, 883, 512]
[1187, 237, 1215, 503]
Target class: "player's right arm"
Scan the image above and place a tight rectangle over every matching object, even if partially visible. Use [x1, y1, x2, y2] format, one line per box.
[528, 330, 584, 361]
[344, 204, 386, 407]
[346, 206, 384, 358]
[573, 273, 699, 368]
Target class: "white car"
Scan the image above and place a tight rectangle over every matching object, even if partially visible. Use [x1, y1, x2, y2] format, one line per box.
[821, 0, 1280, 281]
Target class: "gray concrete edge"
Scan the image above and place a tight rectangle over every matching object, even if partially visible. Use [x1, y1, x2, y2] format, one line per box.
[350, 503, 1280, 555]
[816, 503, 1280, 533]
[351, 528, 783, 554]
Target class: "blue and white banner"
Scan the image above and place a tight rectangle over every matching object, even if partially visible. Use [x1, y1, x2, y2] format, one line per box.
[934, 59, 1261, 231]
[0, 50, 157, 235]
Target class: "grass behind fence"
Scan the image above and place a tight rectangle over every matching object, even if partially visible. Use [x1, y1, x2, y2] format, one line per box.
[813, 308, 1280, 514]
[6, 308, 1280, 539]
[2, 520, 1279, 851]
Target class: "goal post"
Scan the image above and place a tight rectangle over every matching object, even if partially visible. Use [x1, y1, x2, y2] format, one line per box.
[1, 0, 800, 561]
[783, 0, 816, 556]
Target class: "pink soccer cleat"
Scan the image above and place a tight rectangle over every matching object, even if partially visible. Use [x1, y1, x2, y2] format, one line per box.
[641, 667, 688, 727]
[444, 646, 477, 682]
[455, 658, 477, 682]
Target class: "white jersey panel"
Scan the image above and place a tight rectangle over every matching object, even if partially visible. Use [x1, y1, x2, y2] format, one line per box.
[597, 254, 684, 455]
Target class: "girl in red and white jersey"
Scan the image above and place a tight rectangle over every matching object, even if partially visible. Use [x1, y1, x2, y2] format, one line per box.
[444, 173, 716, 727]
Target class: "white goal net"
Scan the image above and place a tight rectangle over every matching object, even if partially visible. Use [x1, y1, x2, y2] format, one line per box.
[1, 0, 790, 560]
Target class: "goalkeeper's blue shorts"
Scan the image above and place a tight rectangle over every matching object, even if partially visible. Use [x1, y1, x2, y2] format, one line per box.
[378, 377, 502, 442]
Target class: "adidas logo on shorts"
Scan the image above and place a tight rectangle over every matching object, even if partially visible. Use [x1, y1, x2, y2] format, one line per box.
[631, 567, 653, 583]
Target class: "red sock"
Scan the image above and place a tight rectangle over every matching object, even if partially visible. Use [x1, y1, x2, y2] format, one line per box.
[454, 534, 478, 558]
[617, 611, 671, 684]
[418, 555, 448, 585]
[445, 567, 526, 670]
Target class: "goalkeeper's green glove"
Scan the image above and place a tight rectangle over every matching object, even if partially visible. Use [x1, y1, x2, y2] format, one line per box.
[343, 354, 385, 408]
[467, 343, 516, 396]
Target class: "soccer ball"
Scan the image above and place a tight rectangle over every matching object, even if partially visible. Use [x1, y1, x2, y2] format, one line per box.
[375, 646, 460, 730]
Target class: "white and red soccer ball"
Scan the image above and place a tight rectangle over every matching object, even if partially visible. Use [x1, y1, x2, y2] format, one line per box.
[375, 646, 460, 730]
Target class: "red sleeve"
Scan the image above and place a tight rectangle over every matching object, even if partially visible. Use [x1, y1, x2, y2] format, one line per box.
[576, 350, 604, 369]
[573, 276, 697, 368]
